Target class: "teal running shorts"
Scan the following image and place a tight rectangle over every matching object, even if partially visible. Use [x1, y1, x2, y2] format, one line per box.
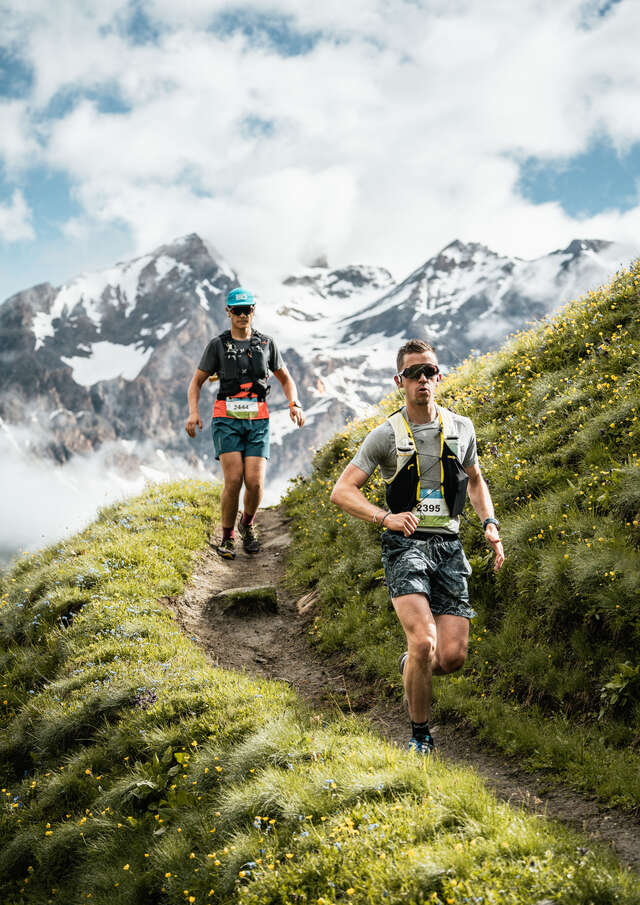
[211, 417, 270, 460]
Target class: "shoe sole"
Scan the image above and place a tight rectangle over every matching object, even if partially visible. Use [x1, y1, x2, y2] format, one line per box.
[216, 548, 236, 560]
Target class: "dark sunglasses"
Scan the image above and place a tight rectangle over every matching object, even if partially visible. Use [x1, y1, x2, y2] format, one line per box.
[397, 363, 439, 380]
[229, 305, 255, 316]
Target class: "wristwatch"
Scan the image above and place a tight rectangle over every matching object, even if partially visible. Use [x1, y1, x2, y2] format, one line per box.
[289, 400, 301, 408]
[483, 517, 500, 530]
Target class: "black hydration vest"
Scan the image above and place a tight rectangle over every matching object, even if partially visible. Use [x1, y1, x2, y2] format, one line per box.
[215, 330, 271, 402]
[384, 408, 469, 520]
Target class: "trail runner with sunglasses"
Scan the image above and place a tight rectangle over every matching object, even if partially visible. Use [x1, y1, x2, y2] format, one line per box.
[186, 288, 305, 559]
[331, 339, 504, 754]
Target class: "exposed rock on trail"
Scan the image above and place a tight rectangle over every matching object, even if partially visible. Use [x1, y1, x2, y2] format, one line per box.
[166, 506, 640, 872]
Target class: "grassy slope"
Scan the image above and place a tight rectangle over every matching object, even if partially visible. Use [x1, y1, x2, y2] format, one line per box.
[2, 484, 639, 903]
[284, 260, 640, 811]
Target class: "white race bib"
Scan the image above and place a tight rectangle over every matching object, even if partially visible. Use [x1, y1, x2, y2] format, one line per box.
[412, 488, 451, 529]
[226, 397, 259, 419]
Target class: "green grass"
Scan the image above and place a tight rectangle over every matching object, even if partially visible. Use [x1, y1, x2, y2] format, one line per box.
[3, 482, 640, 903]
[283, 259, 640, 812]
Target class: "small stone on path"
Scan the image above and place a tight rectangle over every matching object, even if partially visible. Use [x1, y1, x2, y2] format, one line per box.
[207, 585, 278, 616]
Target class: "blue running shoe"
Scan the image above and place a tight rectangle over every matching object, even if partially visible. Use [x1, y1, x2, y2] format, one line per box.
[408, 733, 435, 755]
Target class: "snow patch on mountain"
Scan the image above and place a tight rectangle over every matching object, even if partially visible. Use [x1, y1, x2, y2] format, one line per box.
[61, 341, 154, 386]
[154, 254, 189, 281]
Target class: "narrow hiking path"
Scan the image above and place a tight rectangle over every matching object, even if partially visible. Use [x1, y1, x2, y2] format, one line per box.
[166, 506, 640, 872]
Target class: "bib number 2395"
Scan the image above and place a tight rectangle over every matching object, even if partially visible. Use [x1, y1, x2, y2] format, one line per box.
[226, 397, 259, 419]
[413, 489, 451, 528]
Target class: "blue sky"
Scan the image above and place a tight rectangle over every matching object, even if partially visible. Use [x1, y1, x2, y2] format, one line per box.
[1, 0, 639, 300]
[518, 140, 640, 218]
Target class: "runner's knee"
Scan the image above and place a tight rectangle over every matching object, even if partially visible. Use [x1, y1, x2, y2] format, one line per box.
[224, 473, 243, 495]
[409, 637, 437, 665]
[244, 474, 263, 496]
[437, 642, 467, 674]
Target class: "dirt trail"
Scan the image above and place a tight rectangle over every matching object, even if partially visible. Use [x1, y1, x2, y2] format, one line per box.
[167, 507, 640, 872]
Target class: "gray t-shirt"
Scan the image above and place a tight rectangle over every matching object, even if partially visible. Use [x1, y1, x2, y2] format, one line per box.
[351, 405, 478, 535]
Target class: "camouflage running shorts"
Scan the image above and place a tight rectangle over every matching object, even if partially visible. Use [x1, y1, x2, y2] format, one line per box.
[380, 532, 476, 619]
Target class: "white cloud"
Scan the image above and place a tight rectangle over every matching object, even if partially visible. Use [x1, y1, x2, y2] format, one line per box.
[0, 100, 39, 171]
[0, 189, 35, 240]
[0, 420, 212, 560]
[2, 0, 640, 282]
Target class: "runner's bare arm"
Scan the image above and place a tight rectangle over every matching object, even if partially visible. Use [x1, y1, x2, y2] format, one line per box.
[465, 463, 504, 571]
[330, 463, 419, 537]
[272, 366, 305, 427]
[185, 368, 210, 437]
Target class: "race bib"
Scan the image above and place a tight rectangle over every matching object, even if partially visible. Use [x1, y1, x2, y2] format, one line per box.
[412, 488, 451, 529]
[226, 397, 259, 419]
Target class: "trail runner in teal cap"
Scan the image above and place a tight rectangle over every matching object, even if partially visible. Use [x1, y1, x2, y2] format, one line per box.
[330, 339, 503, 755]
[186, 288, 305, 558]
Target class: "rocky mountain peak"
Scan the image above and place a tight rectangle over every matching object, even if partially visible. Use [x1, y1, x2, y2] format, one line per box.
[433, 240, 497, 272]
[553, 238, 612, 257]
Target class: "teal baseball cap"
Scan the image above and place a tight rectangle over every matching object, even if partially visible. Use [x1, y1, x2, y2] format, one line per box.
[226, 287, 254, 307]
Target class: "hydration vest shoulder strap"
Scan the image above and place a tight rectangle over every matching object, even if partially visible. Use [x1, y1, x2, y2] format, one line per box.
[437, 406, 468, 517]
[385, 410, 418, 484]
[216, 331, 235, 368]
[438, 405, 457, 440]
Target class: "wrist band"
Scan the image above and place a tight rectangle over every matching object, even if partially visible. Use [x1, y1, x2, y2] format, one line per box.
[289, 400, 301, 408]
[380, 511, 391, 529]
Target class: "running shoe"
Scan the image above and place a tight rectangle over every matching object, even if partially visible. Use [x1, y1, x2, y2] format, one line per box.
[216, 537, 236, 560]
[237, 516, 261, 553]
[408, 733, 435, 755]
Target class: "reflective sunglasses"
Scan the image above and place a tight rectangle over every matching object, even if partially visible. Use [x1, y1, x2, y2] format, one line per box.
[229, 305, 255, 316]
[397, 363, 440, 380]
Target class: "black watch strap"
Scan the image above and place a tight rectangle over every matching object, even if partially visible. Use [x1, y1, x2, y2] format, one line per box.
[483, 517, 500, 530]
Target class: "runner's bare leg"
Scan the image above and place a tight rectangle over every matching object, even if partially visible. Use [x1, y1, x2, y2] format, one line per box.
[242, 456, 266, 517]
[392, 593, 437, 723]
[433, 614, 469, 675]
[219, 451, 244, 528]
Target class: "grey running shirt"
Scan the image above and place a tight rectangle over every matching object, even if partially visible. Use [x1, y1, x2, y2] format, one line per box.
[351, 405, 478, 535]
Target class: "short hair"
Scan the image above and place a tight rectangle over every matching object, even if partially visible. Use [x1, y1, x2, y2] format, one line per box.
[396, 339, 437, 372]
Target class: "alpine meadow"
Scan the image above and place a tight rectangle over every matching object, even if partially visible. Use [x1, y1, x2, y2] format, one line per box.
[1, 262, 640, 904]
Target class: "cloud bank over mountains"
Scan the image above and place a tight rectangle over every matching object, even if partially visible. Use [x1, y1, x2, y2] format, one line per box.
[1, 0, 640, 298]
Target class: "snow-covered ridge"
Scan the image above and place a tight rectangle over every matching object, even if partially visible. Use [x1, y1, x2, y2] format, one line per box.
[339, 238, 636, 364]
[31, 234, 236, 353]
